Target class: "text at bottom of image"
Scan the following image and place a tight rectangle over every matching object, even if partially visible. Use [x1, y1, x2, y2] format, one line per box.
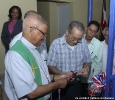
[75, 97, 114, 99]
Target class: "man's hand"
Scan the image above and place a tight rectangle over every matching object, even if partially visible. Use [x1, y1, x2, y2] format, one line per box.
[54, 74, 67, 81]
[78, 68, 88, 77]
[64, 71, 77, 82]
[0, 85, 3, 96]
[56, 78, 67, 89]
[54, 71, 76, 84]
[64, 72, 73, 76]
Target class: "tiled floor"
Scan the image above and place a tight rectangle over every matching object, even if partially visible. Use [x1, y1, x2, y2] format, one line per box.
[0, 74, 8, 100]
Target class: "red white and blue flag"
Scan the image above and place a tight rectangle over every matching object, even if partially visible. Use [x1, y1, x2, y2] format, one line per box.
[88, 72, 106, 96]
[101, 0, 107, 34]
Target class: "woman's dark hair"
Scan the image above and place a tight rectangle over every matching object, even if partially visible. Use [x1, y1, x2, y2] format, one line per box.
[8, 5, 22, 20]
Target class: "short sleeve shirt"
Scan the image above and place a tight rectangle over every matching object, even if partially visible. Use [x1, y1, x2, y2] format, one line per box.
[47, 34, 91, 72]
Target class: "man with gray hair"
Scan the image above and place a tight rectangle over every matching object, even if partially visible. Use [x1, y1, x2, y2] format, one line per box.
[24, 10, 37, 19]
[5, 12, 68, 100]
[9, 10, 48, 62]
[47, 21, 91, 100]
[9, 10, 38, 48]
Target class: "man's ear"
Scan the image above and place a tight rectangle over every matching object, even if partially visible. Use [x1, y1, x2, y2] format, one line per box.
[29, 28, 33, 36]
[66, 29, 68, 35]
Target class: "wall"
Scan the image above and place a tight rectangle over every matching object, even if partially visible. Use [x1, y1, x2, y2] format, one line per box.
[37, 1, 72, 49]
[0, 0, 37, 74]
[72, 0, 110, 27]
[72, 0, 88, 27]
[37, 2, 51, 49]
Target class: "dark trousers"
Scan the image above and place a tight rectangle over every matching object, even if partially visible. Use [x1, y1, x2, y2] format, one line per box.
[52, 82, 81, 100]
[81, 83, 90, 97]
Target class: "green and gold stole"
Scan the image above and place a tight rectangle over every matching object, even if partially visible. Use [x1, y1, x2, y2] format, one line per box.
[10, 40, 44, 100]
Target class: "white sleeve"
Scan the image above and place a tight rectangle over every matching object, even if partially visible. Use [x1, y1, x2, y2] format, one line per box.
[5, 51, 37, 98]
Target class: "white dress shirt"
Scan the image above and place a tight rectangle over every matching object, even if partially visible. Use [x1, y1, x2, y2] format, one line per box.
[5, 37, 50, 100]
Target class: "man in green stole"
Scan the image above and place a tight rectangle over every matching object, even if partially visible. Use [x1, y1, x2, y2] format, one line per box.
[4, 12, 68, 100]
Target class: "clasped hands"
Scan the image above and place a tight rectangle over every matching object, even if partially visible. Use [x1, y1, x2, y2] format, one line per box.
[54, 71, 78, 83]
[53, 68, 88, 89]
[61, 67, 89, 81]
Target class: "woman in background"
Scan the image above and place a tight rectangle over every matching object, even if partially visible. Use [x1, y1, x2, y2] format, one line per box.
[1, 5, 22, 53]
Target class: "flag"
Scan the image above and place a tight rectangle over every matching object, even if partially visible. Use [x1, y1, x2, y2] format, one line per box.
[101, 0, 107, 34]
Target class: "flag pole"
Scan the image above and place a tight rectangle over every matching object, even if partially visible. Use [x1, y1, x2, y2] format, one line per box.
[105, 0, 115, 98]
[88, 0, 93, 23]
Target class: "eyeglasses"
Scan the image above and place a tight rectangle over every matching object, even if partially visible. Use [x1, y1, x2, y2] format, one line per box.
[30, 27, 47, 37]
[70, 36, 82, 43]
[88, 28, 97, 34]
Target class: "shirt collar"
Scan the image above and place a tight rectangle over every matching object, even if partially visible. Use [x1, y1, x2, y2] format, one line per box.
[103, 40, 107, 45]
[20, 36, 36, 50]
[90, 37, 96, 45]
[60, 34, 67, 45]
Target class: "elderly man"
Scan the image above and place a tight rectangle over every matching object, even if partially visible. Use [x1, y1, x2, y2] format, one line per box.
[9, 10, 47, 62]
[4, 13, 68, 100]
[47, 21, 91, 100]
